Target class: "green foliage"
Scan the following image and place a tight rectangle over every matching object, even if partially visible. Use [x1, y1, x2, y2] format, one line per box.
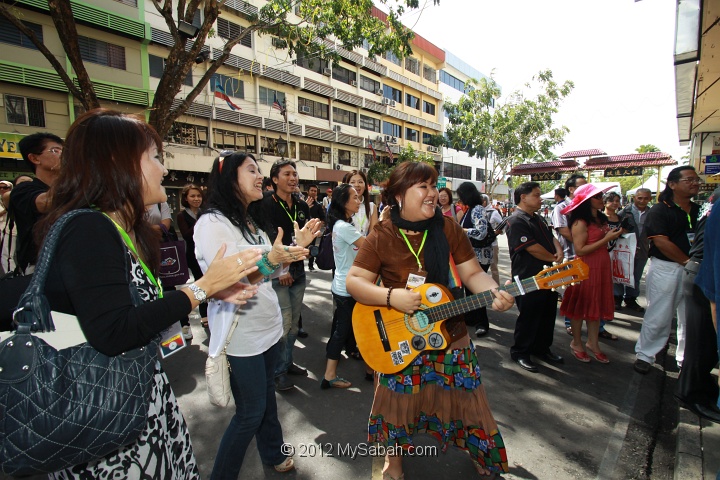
[367, 145, 435, 184]
[635, 144, 660, 154]
[444, 70, 574, 196]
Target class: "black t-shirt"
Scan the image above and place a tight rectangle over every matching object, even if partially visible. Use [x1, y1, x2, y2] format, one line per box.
[646, 200, 700, 261]
[9, 177, 49, 270]
[260, 192, 310, 278]
[307, 199, 326, 222]
[507, 208, 556, 279]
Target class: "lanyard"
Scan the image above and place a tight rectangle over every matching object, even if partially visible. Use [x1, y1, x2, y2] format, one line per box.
[675, 204, 693, 230]
[355, 211, 367, 233]
[274, 194, 296, 224]
[398, 229, 428, 271]
[103, 214, 163, 298]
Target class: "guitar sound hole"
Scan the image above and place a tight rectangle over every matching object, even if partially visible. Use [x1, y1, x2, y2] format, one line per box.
[404, 308, 432, 336]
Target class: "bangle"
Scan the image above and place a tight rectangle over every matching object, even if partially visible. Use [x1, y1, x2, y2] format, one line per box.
[256, 252, 281, 276]
[386, 286, 394, 309]
[263, 251, 281, 270]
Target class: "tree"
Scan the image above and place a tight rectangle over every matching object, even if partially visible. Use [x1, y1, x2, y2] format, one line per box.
[0, 0, 438, 138]
[367, 144, 433, 185]
[444, 70, 574, 195]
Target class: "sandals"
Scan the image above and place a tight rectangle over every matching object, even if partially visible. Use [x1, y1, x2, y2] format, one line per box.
[472, 459, 497, 479]
[321, 376, 352, 389]
[586, 345, 610, 363]
[200, 317, 209, 329]
[566, 326, 573, 336]
[274, 456, 294, 473]
[570, 344, 591, 363]
[598, 330, 618, 341]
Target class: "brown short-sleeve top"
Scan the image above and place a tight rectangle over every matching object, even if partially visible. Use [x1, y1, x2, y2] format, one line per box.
[353, 215, 475, 287]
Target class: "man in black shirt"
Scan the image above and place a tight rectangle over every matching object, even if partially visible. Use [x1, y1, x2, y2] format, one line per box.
[9, 132, 63, 274]
[507, 182, 564, 373]
[306, 184, 325, 271]
[634, 166, 701, 374]
[260, 159, 310, 391]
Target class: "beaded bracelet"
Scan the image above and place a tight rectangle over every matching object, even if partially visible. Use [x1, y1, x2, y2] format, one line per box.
[263, 252, 281, 270]
[256, 252, 281, 276]
[386, 286, 394, 309]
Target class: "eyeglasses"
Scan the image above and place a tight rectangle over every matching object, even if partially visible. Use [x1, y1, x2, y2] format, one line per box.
[677, 177, 703, 185]
[44, 147, 63, 156]
[0, 185, 10, 191]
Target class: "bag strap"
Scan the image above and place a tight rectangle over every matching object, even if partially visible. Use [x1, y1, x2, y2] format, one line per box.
[221, 314, 240, 357]
[13, 209, 142, 332]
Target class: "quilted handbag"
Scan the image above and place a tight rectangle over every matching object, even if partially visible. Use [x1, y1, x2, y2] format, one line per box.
[0, 209, 158, 476]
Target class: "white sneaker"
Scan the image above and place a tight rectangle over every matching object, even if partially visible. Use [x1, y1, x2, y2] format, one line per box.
[182, 325, 193, 340]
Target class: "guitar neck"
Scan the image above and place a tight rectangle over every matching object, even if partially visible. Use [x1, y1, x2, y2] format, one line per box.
[426, 277, 539, 323]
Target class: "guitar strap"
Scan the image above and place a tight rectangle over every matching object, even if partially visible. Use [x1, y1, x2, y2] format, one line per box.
[446, 254, 467, 343]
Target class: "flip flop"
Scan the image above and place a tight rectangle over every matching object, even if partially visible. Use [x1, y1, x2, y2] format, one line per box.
[200, 318, 208, 328]
[320, 376, 352, 389]
[570, 345, 591, 363]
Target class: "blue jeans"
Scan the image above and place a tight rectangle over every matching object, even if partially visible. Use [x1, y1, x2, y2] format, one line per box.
[273, 275, 307, 376]
[211, 341, 285, 479]
[326, 293, 356, 360]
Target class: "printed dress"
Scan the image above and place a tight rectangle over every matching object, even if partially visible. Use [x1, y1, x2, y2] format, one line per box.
[358, 217, 508, 475]
[51, 249, 199, 480]
[560, 221, 615, 321]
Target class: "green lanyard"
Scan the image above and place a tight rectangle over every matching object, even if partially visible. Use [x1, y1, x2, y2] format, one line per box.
[274, 195, 296, 223]
[398, 229, 428, 271]
[103, 214, 163, 298]
[675, 204, 693, 230]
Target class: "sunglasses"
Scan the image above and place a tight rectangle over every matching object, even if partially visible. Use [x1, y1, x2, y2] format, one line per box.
[591, 193, 603, 199]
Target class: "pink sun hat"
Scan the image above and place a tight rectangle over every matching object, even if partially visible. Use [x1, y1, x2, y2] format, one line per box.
[561, 183, 615, 215]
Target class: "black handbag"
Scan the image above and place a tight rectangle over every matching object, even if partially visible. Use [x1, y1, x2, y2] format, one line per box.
[315, 230, 335, 271]
[0, 209, 158, 476]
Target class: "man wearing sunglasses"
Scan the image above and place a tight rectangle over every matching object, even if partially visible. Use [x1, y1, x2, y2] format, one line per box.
[9, 132, 63, 274]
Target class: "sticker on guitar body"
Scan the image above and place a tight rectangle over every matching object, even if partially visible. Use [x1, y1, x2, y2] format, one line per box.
[398, 340, 411, 356]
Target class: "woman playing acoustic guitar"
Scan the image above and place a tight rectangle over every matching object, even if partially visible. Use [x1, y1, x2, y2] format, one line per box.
[346, 162, 514, 480]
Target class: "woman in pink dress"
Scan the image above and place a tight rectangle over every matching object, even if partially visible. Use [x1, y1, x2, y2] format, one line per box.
[560, 184, 624, 364]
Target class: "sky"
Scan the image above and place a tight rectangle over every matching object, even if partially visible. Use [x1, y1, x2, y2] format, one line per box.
[396, 0, 686, 162]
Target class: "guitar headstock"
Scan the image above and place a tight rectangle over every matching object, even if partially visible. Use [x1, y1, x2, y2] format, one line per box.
[535, 259, 590, 290]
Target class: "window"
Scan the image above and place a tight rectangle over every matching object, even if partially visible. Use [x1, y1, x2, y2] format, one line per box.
[337, 149, 351, 166]
[422, 132, 434, 145]
[383, 85, 401, 103]
[298, 97, 328, 119]
[211, 73, 244, 98]
[214, 129, 256, 153]
[332, 64, 356, 85]
[445, 163, 471, 180]
[360, 115, 380, 132]
[149, 54, 192, 86]
[359, 75, 380, 94]
[382, 121, 401, 138]
[405, 93, 420, 110]
[0, 18, 42, 50]
[405, 57, 419, 76]
[78, 36, 126, 69]
[333, 106, 356, 127]
[476, 168, 486, 182]
[423, 101, 436, 116]
[383, 51, 401, 66]
[439, 70, 469, 93]
[259, 86, 285, 106]
[299, 143, 325, 162]
[296, 54, 329, 74]
[423, 65, 436, 83]
[5, 95, 45, 127]
[217, 18, 252, 48]
[113, 0, 137, 6]
[405, 127, 418, 142]
[261, 136, 296, 157]
[167, 122, 208, 146]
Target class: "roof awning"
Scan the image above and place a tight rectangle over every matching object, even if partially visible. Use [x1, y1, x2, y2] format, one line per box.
[509, 159, 579, 175]
[583, 152, 677, 170]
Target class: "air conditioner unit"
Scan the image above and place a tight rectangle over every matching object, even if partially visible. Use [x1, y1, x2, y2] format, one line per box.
[350, 80, 357, 87]
[322, 67, 332, 76]
[376, 135, 384, 142]
[332, 125, 341, 132]
[335, 164, 342, 170]
[389, 100, 396, 108]
[384, 135, 393, 143]
[427, 145, 439, 153]
[382, 98, 390, 105]
[376, 88, 383, 96]
[323, 147, 331, 153]
[391, 137, 397, 144]
[299, 105, 311, 114]
[272, 37, 287, 49]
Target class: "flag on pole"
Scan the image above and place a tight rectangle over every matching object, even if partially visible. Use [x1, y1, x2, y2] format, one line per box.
[272, 93, 283, 112]
[367, 140, 378, 161]
[214, 82, 241, 111]
[385, 142, 394, 162]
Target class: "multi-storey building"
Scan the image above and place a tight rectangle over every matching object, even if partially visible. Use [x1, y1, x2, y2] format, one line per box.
[0, 1, 489, 206]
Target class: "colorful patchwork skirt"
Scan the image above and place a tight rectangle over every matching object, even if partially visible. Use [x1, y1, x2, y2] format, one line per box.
[368, 343, 508, 474]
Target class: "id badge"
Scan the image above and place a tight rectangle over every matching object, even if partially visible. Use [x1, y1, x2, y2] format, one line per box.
[406, 270, 427, 289]
[687, 232, 695, 245]
[159, 321, 187, 358]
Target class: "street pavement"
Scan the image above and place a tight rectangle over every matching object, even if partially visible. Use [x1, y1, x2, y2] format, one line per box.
[3, 234, 715, 479]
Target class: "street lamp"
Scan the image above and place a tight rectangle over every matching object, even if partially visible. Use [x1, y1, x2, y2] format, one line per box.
[177, 20, 199, 39]
[276, 136, 288, 159]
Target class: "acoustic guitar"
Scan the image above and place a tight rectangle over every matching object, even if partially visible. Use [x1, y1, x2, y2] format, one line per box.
[352, 259, 589, 374]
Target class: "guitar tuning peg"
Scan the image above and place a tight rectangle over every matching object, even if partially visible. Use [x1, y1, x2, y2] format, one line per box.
[551, 288, 556, 292]
[544, 265, 549, 269]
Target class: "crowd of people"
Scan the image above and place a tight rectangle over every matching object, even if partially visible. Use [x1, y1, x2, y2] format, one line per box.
[2, 112, 719, 479]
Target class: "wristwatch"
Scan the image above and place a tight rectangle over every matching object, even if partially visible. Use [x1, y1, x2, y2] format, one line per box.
[187, 283, 207, 303]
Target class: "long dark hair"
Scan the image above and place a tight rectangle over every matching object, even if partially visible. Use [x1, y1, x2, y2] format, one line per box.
[327, 184, 355, 232]
[343, 169, 371, 218]
[456, 182, 482, 210]
[659, 166, 696, 203]
[203, 151, 262, 243]
[37, 109, 161, 269]
[569, 198, 608, 228]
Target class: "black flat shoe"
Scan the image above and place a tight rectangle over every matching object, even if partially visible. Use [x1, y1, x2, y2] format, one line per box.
[678, 400, 720, 424]
[475, 327, 488, 337]
[538, 351, 564, 364]
[514, 357, 539, 373]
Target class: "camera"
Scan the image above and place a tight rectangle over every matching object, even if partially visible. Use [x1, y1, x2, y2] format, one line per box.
[620, 217, 634, 232]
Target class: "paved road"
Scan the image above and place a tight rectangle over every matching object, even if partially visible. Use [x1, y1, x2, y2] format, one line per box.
[3, 234, 682, 479]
